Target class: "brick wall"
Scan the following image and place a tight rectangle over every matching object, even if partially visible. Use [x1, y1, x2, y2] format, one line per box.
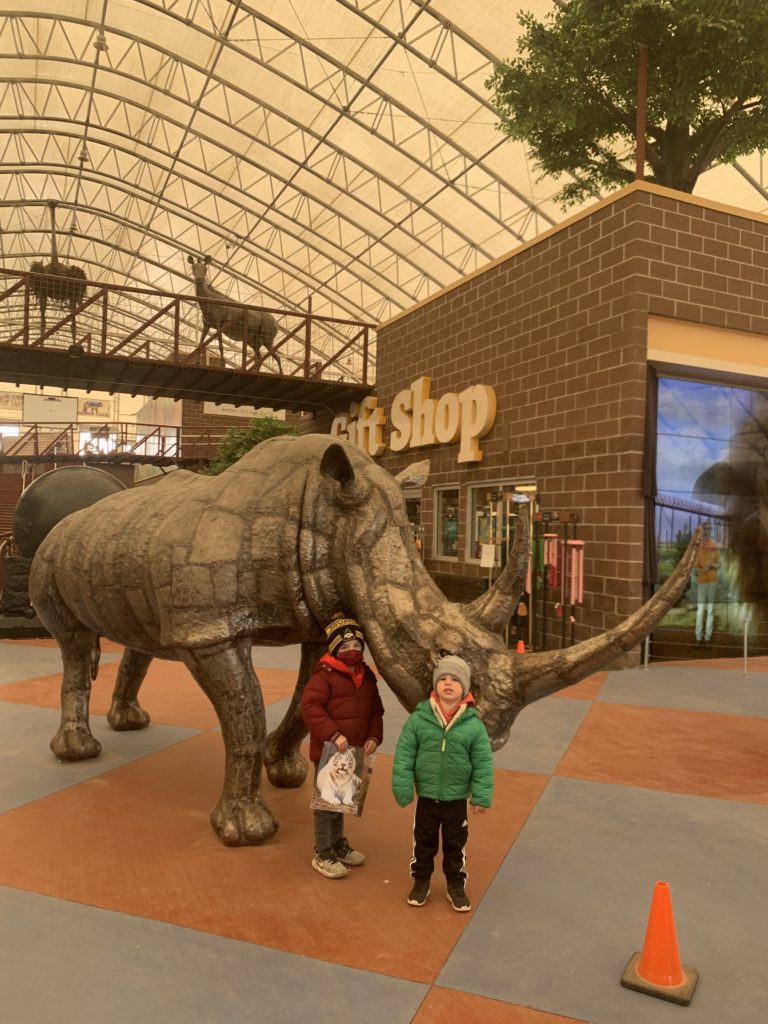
[376, 183, 768, 644]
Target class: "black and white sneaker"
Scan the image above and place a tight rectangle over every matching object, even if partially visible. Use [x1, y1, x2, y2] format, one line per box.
[407, 879, 431, 906]
[446, 884, 471, 912]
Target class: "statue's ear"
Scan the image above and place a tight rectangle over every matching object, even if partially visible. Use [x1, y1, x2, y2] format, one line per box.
[320, 443, 355, 486]
[394, 460, 429, 490]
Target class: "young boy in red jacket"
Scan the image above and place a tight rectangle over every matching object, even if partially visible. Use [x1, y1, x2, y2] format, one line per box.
[300, 614, 384, 879]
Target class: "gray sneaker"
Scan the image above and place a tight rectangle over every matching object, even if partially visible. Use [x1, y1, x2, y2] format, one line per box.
[334, 837, 365, 866]
[312, 849, 350, 879]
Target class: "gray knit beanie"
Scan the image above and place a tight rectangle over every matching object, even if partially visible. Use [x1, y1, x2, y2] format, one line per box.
[433, 654, 471, 697]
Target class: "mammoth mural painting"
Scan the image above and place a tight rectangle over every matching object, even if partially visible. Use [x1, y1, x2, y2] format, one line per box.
[29, 435, 699, 846]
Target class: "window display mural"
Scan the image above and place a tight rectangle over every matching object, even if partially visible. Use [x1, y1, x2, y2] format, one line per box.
[435, 487, 459, 557]
[653, 375, 768, 657]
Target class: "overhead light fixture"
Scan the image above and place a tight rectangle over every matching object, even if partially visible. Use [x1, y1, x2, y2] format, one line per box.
[94, 32, 108, 52]
[78, 146, 89, 163]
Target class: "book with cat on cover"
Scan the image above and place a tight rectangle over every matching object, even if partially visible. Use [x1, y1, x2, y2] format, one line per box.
[310, 741, 375, 817]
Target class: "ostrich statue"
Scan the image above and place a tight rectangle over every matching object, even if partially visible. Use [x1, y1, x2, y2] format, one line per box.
[29, 200, 87, 344]
[187, 255, 282, 373]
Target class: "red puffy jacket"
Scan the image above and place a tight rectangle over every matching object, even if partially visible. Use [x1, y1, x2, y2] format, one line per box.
[300, 654, 384, 763]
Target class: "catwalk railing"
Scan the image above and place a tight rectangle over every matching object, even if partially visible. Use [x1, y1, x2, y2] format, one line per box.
[0, 421, 230, 463]
[0, 269, 374, 384]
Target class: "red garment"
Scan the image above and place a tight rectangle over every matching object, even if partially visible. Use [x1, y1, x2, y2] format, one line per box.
[300, 654, 384, 762]
[431, 690, 475, 723]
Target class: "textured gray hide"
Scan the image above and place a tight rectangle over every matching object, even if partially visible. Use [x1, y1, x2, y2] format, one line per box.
[29, 434, 699, 845]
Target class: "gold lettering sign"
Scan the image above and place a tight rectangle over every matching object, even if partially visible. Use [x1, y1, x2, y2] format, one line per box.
[331, 377, 496, 464]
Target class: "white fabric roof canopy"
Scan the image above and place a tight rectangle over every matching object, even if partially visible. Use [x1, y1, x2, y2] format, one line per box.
[1, 0, 767, 344]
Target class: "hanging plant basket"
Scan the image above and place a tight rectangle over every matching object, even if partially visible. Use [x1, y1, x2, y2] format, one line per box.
[29, 261, 87, 309]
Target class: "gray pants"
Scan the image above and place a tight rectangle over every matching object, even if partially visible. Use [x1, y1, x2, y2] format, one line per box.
[696, 582, 717, 641]
[313, 809, 344, 855]
[313, 764, 344, 854]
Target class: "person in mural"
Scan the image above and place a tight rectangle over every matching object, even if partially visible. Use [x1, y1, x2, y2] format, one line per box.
[693, 521, 720, 643]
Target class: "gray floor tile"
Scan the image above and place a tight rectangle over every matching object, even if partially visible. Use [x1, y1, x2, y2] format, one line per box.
[491, 698, 591, 773]
[265, 697, 291, 735]
[369, 687, 590, 773]
[0, 644, 120, 685]
[252, 644, 302, 670]
[0, 886, 427, 1024]
[600, 665, 768, 718]
[0, 703, 201, 812]
[439, 776, 768, 1024]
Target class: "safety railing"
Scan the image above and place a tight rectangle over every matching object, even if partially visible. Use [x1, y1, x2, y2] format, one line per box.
[0, 421, 231, 462]
[0, 269, 374, 385]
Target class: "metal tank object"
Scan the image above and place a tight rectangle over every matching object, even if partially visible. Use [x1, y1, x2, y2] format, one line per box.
[13, 465, 125, 558]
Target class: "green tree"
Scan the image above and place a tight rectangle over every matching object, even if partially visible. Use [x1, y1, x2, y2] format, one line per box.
[200, 415, 299, 476]
[486, 0, 768, 206]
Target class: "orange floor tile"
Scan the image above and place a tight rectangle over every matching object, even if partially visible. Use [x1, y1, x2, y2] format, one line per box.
[412, 989, 589, 1024]
[0, 735, 547, 984]
[555, 702, 768, 803]
[0, 659, 298, 729]
[550, 671, 606, 700]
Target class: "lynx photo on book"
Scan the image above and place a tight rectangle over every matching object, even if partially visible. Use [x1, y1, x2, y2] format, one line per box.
[310, 742, 375, 817]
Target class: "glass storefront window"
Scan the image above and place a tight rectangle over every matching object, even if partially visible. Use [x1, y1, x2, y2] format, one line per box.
[467, 482, 535, 561]
[469, 483, 513, 561]
[435, 487, 459, 558]
[653, 375, 768, 657]
[403, 489, 423, 554]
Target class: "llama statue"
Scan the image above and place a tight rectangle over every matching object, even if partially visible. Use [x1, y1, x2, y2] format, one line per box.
[187, 255, 282, 372]
[29, 200, 87, 344]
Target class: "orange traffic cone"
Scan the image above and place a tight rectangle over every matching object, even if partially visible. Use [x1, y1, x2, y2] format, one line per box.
[621, 881, 698, 1005]
[516, 639, 525, 653]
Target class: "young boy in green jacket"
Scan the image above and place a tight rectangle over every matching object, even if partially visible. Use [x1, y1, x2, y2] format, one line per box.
[391, 654, 494, 912]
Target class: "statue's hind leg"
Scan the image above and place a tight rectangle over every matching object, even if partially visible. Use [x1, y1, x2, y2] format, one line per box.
[48, 626, 102, 762]
[265, 640, 324, 788]
[180, 637, 278, 846]
[32, 567, 102, 761]
[108, 649, 152, 731]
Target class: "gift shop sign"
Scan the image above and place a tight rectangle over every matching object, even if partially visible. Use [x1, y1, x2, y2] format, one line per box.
[330, 376, 497, 464]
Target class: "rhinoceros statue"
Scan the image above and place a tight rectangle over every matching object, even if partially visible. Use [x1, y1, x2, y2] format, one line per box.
[29, 434, 699, 846]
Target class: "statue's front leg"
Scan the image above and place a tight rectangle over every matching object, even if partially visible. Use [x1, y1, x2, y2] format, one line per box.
[180, 639, 278, 846]
[107, 648, 152, 730]
[265, 640, 325, 788]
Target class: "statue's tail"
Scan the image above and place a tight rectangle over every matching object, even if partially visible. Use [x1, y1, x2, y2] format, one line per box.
[90, 636, 101, 681]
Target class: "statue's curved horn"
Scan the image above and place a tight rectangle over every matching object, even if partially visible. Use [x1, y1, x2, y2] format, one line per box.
[393, 460, 429, 490]
[463, 501, 529, 634]
[516, 529, 702, 704]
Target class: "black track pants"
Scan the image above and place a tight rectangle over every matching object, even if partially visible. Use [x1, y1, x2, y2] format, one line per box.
[410, 796, 468, 885]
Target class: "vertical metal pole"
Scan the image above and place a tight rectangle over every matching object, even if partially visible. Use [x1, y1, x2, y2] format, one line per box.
[643, 633, 650, 669]
[23, 276, 30, 345]
[304, 296, 312, 379]
[743, 610, 750, 677]
[541, 533, 548, 652]
[635, 42, 648, 180]
[504, 496, 511, 647]
[101, 288, 108, 354]
[560, 521, 569, 649]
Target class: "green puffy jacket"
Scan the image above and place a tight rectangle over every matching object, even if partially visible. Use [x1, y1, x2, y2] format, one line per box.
[391, 699, 494, 807]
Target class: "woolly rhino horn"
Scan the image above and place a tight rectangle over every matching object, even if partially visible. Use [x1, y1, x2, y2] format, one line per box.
[464, 501, 530, 634]
[514, 529, 702, 706]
